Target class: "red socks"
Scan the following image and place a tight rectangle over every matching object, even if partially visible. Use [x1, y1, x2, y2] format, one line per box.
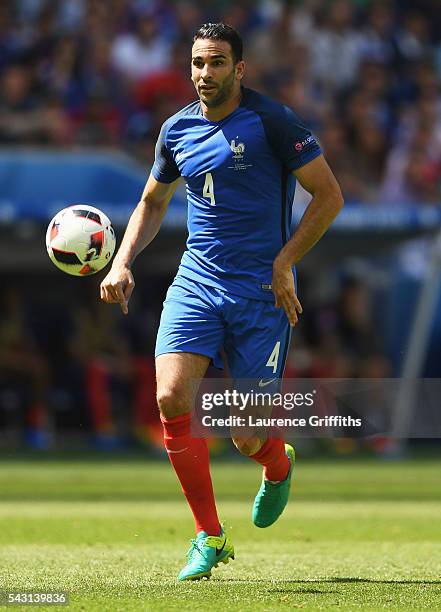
[161, 413, 221, 536]
[162, 414, 288, 533]
[250, 437, 290, 481]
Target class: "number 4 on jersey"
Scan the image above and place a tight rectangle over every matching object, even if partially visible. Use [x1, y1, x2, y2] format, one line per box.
[266, 341, 280, 374]
[203, 172, 216, 206]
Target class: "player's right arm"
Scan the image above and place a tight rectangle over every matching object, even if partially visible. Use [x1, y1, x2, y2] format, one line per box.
[100, 174, 179, 314]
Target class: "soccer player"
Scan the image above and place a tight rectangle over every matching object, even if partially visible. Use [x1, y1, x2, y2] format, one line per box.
[100, 23, 343, 580]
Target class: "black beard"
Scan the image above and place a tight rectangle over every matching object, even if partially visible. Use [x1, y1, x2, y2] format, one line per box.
[199, 71, 235, 108]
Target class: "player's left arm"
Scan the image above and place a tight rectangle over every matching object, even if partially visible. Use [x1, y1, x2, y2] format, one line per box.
[272, 154, 344, 326]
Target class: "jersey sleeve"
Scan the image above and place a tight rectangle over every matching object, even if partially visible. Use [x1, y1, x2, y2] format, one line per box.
[151, 121, 181, 183]
[262, 104, 322, 171]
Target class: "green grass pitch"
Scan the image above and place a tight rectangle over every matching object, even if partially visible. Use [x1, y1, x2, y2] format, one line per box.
[0, 455, 440, 611]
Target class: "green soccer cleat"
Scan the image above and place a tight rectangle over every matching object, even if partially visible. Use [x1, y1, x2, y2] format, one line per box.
[252, 443, 295, 528]
[178, 529, 235, 581]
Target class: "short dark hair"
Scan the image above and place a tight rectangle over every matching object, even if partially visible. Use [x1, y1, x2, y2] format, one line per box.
[193, 23, 243, 64]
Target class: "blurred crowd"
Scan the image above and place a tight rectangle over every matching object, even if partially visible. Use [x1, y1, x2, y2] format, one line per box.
[0, 270, 391, 449]
[1, 0, 441, 205]
[1, 0, 439, 449]
[0, 276, 165, 449]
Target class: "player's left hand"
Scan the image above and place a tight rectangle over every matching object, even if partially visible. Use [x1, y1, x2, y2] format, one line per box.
[272, 258, 302, 326]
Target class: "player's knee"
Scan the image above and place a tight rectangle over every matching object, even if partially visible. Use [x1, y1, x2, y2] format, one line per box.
[232, 435, 264, 456]
[157, 388, 189, 419]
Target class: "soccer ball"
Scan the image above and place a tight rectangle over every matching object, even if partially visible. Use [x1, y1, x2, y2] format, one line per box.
[46, 204, 116, 276]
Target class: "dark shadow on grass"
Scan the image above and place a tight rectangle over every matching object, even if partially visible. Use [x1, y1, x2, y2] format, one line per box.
[220, 578, 441, 585]
[268, 588, 334, 595]
[328, 578, 441, 585]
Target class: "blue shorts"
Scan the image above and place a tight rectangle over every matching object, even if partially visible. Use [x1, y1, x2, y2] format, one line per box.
[155, 276, 291, 379]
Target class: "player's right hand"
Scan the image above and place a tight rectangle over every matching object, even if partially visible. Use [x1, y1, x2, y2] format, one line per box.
[100, 264, 135, 315]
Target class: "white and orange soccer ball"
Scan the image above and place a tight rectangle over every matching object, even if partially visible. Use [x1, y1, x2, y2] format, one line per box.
[46, 204, 116, 276]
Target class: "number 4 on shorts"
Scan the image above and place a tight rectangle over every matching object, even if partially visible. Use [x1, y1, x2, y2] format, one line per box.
[266, 341, 280, 374]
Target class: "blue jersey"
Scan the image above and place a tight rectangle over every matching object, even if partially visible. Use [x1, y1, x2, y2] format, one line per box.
[151, 86, 321, 302]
